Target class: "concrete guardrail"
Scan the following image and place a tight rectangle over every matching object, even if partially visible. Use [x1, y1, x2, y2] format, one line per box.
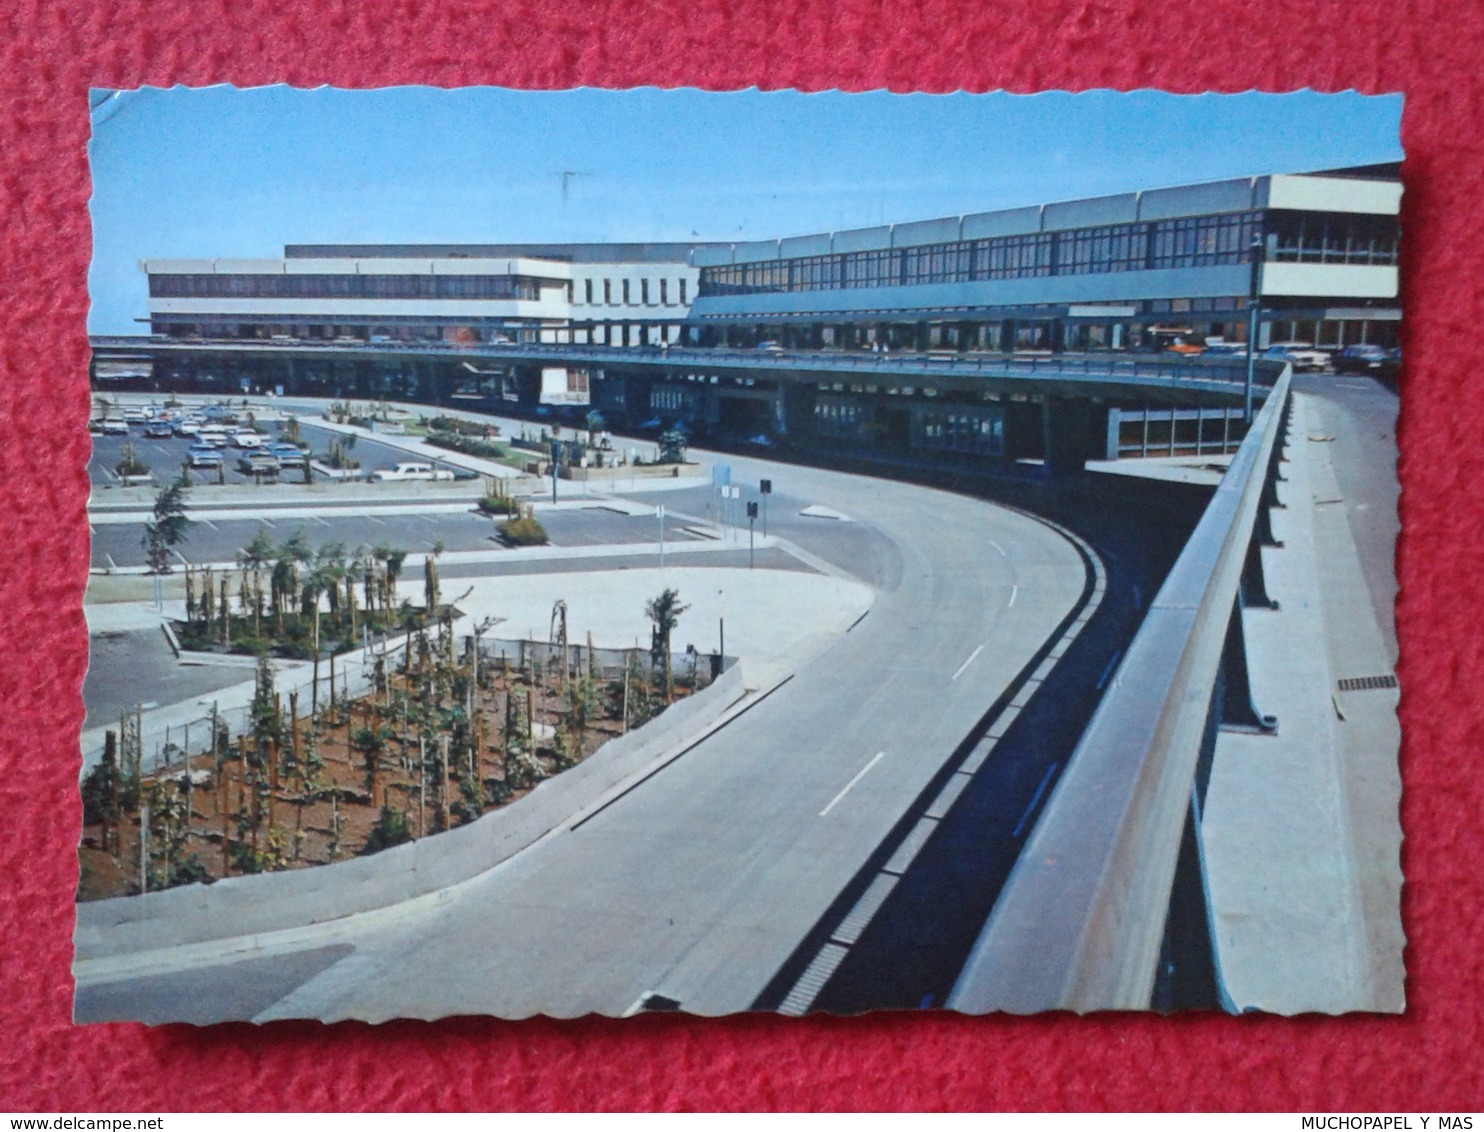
[948, 368, 1292, 1014]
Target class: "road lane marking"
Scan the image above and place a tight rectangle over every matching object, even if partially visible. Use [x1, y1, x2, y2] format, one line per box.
[200, 519, 218, 531]
[1012, 763, 1059, 838]
[831, 874, 898, 945]
[1095, 649, 1124, 691]
[988, 539, 1008, 558]
[884, 817, 939, 875]
[776, 508, 1107, 1016]
[778, 944, 850, 1016]
[951, 645, 984, 681]
[819, 751, 885, 817]
[1008, 583, 1018, 608]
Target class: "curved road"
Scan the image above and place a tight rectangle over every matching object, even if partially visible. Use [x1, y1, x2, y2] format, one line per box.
[77, 451, 1090, 1022]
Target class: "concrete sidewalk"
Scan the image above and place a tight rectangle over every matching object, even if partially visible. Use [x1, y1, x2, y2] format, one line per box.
[1200, 393, 1404, 1014]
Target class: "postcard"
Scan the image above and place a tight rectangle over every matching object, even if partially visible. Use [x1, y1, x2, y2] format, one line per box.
[76, 86, 1404, 1022]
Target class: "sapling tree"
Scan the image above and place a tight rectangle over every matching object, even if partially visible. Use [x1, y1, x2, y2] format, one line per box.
[645, 588, 690, 703]
[141, 479, 191, 575]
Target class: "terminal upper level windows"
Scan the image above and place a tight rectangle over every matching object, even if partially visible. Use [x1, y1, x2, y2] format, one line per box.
[660, 278, 669, 305]
[622, 279, 631, 305]
[679, 278, 688, 305]
[1267, 211, 1399, 265]
[641, 279, 651, 305]
[149, 273, 543, 301]
[696, 210, 1324, 298]
[584, 279, 593, 304]
[603, 279, 613, 305]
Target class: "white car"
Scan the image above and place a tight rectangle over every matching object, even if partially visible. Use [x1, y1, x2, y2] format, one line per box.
[230, 429, 266, 448]
[101, 417, 129, 435]
[196, 426, 231, 447]
[1262, 342, 1331, 372]
[370, 461, 455, 483]
[173, 418, 202, 437]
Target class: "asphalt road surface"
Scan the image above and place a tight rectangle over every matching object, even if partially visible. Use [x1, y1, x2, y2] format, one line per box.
[77, 453, 1090, 1022]
[1293, 373, 1400, 662]
[88, 505, 707, 570]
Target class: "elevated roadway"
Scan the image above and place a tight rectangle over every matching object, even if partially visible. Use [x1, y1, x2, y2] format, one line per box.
[76, 452, 1092, 1022]
[90, 335, 1284, 406]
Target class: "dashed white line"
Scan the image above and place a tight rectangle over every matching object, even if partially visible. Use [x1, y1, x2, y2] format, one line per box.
[1008, 583, 1018, 608]
[819, 752, 885, 817]
[951, 645, 984, 682]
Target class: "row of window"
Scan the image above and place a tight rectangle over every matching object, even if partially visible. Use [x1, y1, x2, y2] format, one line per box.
[699, 211, 1397, 296]
[1268, 212, 1400, 265]
[580, 277, 688, 307]
[149, 274, 547, 301]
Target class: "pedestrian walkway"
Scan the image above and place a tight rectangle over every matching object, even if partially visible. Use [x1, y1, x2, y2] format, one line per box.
[1200, 393, 1404, 1014]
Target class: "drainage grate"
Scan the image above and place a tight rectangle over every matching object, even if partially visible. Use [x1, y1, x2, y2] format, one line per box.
[1337, 674, 1399, 692]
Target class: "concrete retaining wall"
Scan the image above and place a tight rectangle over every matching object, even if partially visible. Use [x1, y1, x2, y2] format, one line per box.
[75, 661, 750, 960]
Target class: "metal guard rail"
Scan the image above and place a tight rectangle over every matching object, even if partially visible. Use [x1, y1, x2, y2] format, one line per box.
[948, 367, 1293, 1014]
[90, 336, 1283, 396]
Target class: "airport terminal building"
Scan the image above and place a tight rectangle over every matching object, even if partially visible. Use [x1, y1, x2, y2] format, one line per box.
[94, 164, 1400, 463]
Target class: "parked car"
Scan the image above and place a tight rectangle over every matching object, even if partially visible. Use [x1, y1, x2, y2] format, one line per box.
[231, 429, 266, 448]
[369, 461, 455, 482]
[1262, 342, 1330, 372]
[268, 442, 307, 467]
[122, 407, 149, 423]
[1333, 344, 1390, 373]
[187, 444, 224, 468]
[196, 426, 231, 447]
[755, 340, 785, 352]
[143, 419, 174, 438]
[101, 417, 130, 435]
[173, 418, 203, 437]
[236, 452, 281, 476]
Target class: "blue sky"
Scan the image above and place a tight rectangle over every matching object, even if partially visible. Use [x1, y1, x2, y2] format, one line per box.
[88, 87, 1403, 333]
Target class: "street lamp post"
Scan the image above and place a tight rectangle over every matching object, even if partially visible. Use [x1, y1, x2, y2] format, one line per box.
[1244, 230, 1265, 424]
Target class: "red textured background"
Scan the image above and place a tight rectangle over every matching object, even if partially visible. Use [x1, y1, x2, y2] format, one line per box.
[1, 0, 1479, 1112]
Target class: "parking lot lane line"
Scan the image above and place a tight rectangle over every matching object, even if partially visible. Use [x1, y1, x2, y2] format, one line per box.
[1008, 583, 1018, 608]
[988, 539, 1008, 558]
[367, 516, 386, 525]
[105, 553, 118, 571]
[820, 751, 886, 817]
[951, 645, 984, 682]
[200, 519, 219, 531]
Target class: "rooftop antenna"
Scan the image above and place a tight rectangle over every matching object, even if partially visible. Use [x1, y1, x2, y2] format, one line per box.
[554, 170, 590, 202]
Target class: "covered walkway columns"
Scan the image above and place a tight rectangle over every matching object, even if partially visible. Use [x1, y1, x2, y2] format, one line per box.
[1041, 398, 1108, 475]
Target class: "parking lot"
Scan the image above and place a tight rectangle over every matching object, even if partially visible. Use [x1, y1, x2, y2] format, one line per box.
[88, 419, 464, 489]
